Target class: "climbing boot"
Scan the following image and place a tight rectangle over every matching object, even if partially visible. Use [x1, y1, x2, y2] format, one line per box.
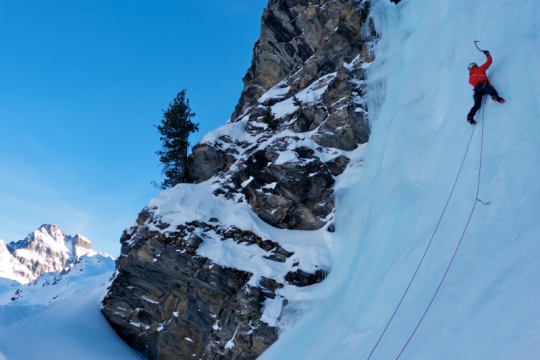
[467, 117, 477, 125]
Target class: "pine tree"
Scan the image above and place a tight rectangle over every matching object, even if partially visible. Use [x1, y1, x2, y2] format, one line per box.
[292, 95, 304, 107]
[262, 105, 277, 130]
[153, 90, 199, 189]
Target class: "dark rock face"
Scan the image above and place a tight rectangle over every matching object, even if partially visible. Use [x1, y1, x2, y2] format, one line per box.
[231, 0, 376, 154]
[285, 268, 328, 287]
[185, 0, 377, 231]
[186, 144, 236, 183]
[326, 155, 351, 176]
[103, 212, 284, 360]
[230, 143, 335, 230]
[104, 1, 379, 359]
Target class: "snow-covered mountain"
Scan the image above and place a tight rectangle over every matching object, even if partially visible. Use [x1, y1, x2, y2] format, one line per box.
[0, 224, 96, 283]
[0, 226, 142, 359]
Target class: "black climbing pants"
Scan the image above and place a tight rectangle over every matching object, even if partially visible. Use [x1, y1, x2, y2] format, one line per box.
[467, 81, 500, 119]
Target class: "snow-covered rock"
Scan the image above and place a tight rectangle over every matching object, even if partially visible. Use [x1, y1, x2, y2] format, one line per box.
[105, 0, 540, 359]
[103, 1, 377, 359]
[185, 0, 375, 231]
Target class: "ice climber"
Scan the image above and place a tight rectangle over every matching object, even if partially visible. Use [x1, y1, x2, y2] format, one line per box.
[466, 50, 505, 125]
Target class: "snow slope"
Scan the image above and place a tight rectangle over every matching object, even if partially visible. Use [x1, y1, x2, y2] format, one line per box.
[0, 253, 142, 360]
[259, 0, 540, 359]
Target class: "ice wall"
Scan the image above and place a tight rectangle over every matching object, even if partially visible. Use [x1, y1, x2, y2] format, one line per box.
[260, 0, 540, 359]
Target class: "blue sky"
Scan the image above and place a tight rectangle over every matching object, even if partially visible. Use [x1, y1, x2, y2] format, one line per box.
[0, 0, 268, 255]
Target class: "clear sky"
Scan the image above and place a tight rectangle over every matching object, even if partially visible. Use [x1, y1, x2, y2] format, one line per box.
[0, 0, 268, 256]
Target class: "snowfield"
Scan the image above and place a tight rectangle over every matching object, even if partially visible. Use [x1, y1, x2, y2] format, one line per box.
[0, 254, 142, 360]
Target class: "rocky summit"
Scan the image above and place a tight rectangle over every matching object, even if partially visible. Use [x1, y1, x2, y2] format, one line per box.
[102, 0, 378, 359]
[0, 224, 95, 284]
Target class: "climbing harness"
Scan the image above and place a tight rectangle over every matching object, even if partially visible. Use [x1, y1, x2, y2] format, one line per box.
[366, 98, 489, 360]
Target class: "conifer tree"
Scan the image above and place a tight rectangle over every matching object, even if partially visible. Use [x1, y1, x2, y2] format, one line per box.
[153, 90, 199, 189]
[292, 95, 304, 107]
[262, 105, 277, 130]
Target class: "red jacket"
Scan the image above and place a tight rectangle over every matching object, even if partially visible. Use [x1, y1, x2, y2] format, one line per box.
[469, 54, 492, 88]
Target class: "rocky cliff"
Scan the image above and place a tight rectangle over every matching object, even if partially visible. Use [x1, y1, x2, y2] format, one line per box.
[102, 0, 378, 359]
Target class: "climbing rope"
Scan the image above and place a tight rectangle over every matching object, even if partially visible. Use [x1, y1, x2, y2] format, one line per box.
[395, 97, 488, 359]
[366, 98, 487, 360]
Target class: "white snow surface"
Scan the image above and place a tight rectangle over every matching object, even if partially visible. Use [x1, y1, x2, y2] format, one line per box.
[258, 80, 291, 104]
[0, 252, 142, 360]
[270, 72, 337, 119]
[258, 0, 540, 359]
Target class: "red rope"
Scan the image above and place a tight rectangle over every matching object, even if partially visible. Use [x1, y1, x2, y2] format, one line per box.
[395, 97, 487, 359]
[366, 123, 476, 360]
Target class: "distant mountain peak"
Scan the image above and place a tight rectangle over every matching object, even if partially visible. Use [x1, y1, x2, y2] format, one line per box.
[37, 223, 67, 238]
[1, 224, 96, 284]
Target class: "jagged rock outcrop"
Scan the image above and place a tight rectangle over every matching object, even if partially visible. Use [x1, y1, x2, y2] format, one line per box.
[187, 0, 376, 230]
[103, 212, 284, 360]
[229, 143, 335, 230]
[230, 0, 374, 152]
[186, 144, 237, 184]
[103, 0, 378, 359]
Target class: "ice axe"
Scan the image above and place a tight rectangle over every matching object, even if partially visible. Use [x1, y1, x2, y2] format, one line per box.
[474, 41, 485, 52]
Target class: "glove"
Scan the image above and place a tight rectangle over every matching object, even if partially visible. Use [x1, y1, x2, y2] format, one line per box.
[483, 50, 490, 56]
